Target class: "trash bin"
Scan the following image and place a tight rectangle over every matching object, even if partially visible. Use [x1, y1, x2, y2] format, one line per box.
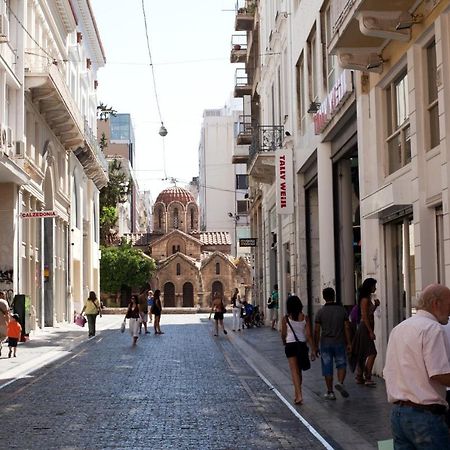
[12, 294, 30, 341]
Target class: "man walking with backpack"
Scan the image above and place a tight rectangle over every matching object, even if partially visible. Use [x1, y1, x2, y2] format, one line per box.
[268, 284, 279, 330]
[314, 287, 352, 400]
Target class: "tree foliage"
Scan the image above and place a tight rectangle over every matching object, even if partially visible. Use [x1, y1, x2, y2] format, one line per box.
[100, 243, 156, 294]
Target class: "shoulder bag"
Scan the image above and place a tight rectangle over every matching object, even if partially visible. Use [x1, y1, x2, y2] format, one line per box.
[286, 316, 311, 371]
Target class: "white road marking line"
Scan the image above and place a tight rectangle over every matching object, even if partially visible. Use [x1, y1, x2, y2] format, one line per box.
[236, 344, 335, 450]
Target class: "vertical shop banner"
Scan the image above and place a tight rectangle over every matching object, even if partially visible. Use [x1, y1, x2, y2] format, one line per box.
[276, 148, 293, 215]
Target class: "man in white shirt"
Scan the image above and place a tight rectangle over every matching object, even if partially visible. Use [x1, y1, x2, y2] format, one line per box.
[384, 284, 450, 449]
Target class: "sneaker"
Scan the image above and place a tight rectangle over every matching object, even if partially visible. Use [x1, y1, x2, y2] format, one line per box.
[223, 329, 228, 335]
[335, 383, 349, 398]
[324, 392, 336, 400]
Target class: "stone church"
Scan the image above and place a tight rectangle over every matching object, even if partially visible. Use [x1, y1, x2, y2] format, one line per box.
[130, 186, 252, 308]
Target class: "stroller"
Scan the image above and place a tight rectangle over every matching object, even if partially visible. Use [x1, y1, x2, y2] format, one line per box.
[242, 303, 264, 328]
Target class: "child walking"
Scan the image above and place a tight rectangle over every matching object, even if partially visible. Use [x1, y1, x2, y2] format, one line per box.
[7, 313, 22, 358]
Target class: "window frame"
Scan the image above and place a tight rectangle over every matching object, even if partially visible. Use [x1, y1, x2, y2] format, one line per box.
[385, 69, 411, 174]
[425, 39, 440, 151]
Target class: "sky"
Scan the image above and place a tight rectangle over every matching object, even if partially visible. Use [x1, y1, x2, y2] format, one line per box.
[91, 0, 239, 200]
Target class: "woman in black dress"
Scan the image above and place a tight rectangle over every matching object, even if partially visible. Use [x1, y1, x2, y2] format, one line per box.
[350, 278, 380, 386]
[152, 289, 163, 335]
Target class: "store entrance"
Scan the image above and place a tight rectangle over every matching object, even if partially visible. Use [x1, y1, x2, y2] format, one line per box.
[333, 151, 361, 307]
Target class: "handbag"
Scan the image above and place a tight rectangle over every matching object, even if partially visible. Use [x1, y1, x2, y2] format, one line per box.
[286, 317, 311, 371]
[75, 314, 86, 327]
[120, 320, 126, 333]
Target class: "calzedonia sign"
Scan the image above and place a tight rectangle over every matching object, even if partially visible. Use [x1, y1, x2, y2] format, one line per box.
[313, 70, 354, 135]
[276, 148, 293, 215]
[20, 210, 58, 219]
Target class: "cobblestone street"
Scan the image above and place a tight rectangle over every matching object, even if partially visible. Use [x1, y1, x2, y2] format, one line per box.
[0, 315, 328, 450]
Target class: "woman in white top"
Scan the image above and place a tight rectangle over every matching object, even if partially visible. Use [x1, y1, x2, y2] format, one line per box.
[281, 295, 316, 405]
[231, 288, 242, 331]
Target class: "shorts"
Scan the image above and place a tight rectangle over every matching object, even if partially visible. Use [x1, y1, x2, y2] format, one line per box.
[270, 308, 278, 321]
[8, 338, 18, 348]
[139, 312, 148, 323]
[214, 312, 224, 321]
[320, 343, 347, 376]
[285, 341, 306, 358]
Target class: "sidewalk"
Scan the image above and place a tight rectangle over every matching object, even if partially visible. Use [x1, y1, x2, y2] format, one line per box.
[0, 314, 123, 388]
[224, 316, 392, 450]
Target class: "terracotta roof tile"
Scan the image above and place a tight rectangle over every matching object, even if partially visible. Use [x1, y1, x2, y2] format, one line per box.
[199, 231, 231, 245]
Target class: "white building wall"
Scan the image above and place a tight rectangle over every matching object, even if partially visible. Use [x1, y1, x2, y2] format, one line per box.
[0, 1, 105, 330]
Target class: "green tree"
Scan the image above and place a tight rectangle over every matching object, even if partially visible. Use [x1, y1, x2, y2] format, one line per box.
[100, 243, 156, 296]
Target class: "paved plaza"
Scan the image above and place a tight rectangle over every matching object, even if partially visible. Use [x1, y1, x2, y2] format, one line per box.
[0, 314, 393, 449]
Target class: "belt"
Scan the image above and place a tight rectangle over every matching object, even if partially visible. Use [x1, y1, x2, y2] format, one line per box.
[394, 400, 447, 416]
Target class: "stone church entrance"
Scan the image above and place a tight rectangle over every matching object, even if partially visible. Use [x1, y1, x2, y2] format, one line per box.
[182, 282, 194, 307]
[163, 282, 175, 307]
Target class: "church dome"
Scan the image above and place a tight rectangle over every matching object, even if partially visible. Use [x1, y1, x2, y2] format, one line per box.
[155, 186, 195, 206]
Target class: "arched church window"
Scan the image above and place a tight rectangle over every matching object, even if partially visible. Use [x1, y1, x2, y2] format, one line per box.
[176, 263, 181, 276]
[173, 207, 179, 229]
[158, 207, 163, 229]
[190, 208, 195, 229]
[216, 262, 220, 275]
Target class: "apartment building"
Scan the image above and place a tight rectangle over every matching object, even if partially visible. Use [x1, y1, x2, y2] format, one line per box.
[0, 0, 107, 330]
[232, 0, 450, 371]
[97, 113, 140, 235]
[198, 105, 250, 258]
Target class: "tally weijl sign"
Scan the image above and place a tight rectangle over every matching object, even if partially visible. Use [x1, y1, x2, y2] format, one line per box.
[276, 149, 293, 215]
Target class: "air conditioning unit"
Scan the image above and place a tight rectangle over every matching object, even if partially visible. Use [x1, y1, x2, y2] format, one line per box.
[15, 140, 25, 158]
[6, 127, 14, 147]
[0, 13, 9, 43]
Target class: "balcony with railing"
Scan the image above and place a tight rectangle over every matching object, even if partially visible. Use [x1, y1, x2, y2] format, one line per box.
[329, 0, 422, 73]
[234, 68, 252, 97]
[230, 34, 248, 63]
[24, 54, 109, 189]
[235, 0, 257, 31]
[247, 125, 284, 184]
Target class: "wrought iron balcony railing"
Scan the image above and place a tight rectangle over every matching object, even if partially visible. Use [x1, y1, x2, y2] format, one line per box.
[248, 125, 284, 162]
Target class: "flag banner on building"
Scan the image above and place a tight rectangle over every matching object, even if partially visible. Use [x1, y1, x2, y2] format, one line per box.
[276, 148, 293, 215]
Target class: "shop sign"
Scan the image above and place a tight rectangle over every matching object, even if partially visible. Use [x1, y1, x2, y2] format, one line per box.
[20, 210, 58, 219]
[239, 238, 257, 247]
[313, 70, 353, 135]
[276, 148, 294, 215]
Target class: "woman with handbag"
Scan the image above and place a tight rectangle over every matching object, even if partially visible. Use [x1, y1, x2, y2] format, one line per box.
[281, 295, 316, 405]
[81, 291, 102, 338]
[125, 295, 140, 345]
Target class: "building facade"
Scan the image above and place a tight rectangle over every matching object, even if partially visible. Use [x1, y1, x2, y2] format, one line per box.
[97, 113, 139, 235]
[198, 105, 251, 259]
[232, 0, 450, 372]
[0, 0, 107, 330]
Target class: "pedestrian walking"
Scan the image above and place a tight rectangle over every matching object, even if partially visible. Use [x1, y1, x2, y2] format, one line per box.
[147, 290, 154, 323]
[0, 292, 9, 357]
[7, 313, 22, 358]
[81, 291, 102, 338]
[314, 287, 352, 400]
[152, 289, 163, 335]
[125, 295, 140, 345]
[231, 287, 242, 332]
[384, 283, 450, 449]
[350, 278, 379, 386]
[281, 295, 316, 405]
[209, 291, 227, 336]
[268, 284, 279, 330]
[138, 283, 150, 334]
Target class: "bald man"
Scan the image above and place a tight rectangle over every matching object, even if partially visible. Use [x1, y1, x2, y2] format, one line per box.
[384, 284, 450, 449]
